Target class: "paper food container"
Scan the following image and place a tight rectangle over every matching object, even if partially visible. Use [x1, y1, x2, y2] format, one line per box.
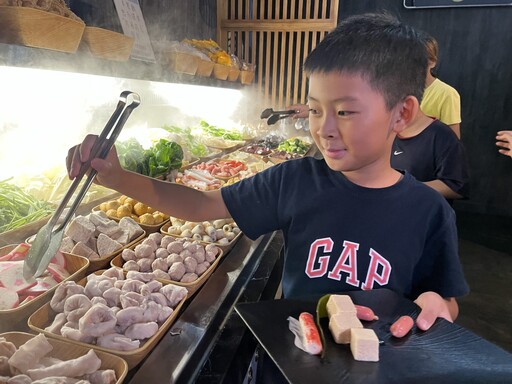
[92, 204, 169, 234]
[160, 221, 241, 254]
[167, 51, 199, 75]
[227, 67, 240, 82]
[196, 59, 215, 77]
[0, 6, 85, 53]
[212, 63, 230, 80]
[240, 69, 256, 85]
[0, 244, 89, 333]
[86, 231, 146, 273]
[28, 270, 187, 369]
[82, 26, 134, 61]
[0, 331, 128, 383]
[110, 242, 225, 297]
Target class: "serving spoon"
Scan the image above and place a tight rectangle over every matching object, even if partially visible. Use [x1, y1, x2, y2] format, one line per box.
[23, 91, 141, 279]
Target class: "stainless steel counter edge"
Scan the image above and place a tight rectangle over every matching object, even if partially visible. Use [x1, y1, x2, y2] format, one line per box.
[128, 231, 281, 384]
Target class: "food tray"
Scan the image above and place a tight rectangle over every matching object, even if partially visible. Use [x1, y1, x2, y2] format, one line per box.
[196, 59, 214, 77]
[160, 221, 242, 254]
[227, 67, 240, 82]
[110, 243, 225, 297]
[166, 51, 199, 75]
[0, 6, 85, 53]
[240, 69, 255, 84]
[92, 204, 169, 234]
[81, 26, 134, 61]
[0, 331, 128, 383]
[212, 63, 230, 80]
[235, 289, 512, 384]
[0, 244, 89, 333]
[28, 270, 187, 369]
[86, 231, 146, 273]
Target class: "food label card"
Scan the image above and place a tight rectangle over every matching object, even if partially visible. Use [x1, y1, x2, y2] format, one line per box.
[113, 0, 156, 62]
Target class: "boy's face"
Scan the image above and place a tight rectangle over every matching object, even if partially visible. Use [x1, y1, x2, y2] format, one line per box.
[307, 71, 399, 176]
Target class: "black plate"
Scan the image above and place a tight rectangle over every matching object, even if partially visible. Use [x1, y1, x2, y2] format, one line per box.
[235, 289, 512, 384]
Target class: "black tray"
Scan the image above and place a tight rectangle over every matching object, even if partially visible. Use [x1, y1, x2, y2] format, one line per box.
[235, 289, 512, 384]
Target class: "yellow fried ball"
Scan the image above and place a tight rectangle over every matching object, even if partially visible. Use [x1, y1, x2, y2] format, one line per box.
[133, 202, 149, 216]
[117, 205, 131, 218]
[139, 213, 155, 225]
[106, 209, 118, 218]
[153, 213, 164, 224]
[106, 200, 121, 210]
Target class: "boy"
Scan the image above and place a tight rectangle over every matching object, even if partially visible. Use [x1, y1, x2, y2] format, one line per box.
[67, 13, 469, 333]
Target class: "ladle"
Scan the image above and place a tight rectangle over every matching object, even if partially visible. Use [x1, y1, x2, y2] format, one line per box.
[23, 91, 141, 279]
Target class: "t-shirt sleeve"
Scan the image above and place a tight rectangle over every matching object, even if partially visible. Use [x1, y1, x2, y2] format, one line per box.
[220, 164, 284, 240]
[434, 131, 470, 196]
[440, 88, 461, 125]
[410, 209, 469, 299]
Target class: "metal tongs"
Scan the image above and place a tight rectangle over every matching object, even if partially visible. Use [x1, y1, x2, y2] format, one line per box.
[260, 107, 297, 125]
[23, 91, 141, 279]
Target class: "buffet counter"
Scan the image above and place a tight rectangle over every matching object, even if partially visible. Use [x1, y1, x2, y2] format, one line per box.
[128, 231, 284, 384]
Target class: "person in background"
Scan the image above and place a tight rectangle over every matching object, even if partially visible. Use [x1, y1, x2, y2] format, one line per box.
[68, 12, 468, 339]
[287, 103, 309, 119]
[391, 108, 469, 203]
[496, 131, 512, 158]
[420, 34, 462, 139]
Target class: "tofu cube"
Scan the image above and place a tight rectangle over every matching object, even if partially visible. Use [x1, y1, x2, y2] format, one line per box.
[329, 312, 363, 344]
[65, 215, 95, 243]
[326, 294, 357, 318]
[350, 328, 379, 362]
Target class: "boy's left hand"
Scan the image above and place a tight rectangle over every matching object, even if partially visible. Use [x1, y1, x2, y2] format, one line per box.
[413, 291, 455, 331]
[390, 291, 456, 337]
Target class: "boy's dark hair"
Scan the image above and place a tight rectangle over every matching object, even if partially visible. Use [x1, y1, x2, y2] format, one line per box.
[304, 13, 427, 109]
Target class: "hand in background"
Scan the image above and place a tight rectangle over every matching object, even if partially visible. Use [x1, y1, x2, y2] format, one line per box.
[287, 103, 309, 119]
[496, 131, 512, 158]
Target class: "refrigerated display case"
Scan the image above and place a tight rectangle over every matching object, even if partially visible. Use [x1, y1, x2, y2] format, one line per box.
[0, 34, 287, 382]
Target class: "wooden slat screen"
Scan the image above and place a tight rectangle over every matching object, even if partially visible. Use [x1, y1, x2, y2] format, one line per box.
[217, 0, 339, 109]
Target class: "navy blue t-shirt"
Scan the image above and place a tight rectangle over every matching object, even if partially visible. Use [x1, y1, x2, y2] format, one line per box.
[391, 120, 469, 197]
[221, 157, 469, 299]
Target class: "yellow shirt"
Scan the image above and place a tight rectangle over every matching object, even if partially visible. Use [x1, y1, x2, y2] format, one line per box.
[421, 78, 461, 125]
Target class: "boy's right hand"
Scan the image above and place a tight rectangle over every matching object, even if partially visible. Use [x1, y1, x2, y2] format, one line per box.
[66, 134, 123, 189]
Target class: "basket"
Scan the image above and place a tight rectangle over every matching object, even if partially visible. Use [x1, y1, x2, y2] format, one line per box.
[0, 6, 85, 53]
[110, 242, 225, 297]
[0, 244, 89, 333]
[81, 26, 134, 61]
[160, 221, 241, 254]
[0, 331, 128, 383]
[86, 231, 146, 273]
[167, 51, 199, 75]
[92, 204, 169, 234]
[196, 59, 214, 77]
[227, 67, 240, 82]
[28, 270, 187, 369]
[212, 63, 230, 80]
[240, 69, 256, 85]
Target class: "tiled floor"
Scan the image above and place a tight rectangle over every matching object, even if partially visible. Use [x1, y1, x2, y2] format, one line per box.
[455, 212, 512, 353]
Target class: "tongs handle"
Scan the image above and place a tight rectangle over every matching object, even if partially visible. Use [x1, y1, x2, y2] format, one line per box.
[49, 91, 141, 232]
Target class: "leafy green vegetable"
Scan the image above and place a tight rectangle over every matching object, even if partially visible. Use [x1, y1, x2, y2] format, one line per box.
[162, 124, 208, 157]
[0, 178, 54, 233]
[116, 138, 145, 172]
[277, 138, 310, 155]
[199, 120, 244, 141]
[116, 137, 184, 178]
[142, 139, 184, 178]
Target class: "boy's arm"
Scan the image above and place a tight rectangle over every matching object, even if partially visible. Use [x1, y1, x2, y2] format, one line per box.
[423, 180, 463, 199]
[67, 134, 230, 222]
[448, 123, 460, 139]
[413, 291, 459, 330]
